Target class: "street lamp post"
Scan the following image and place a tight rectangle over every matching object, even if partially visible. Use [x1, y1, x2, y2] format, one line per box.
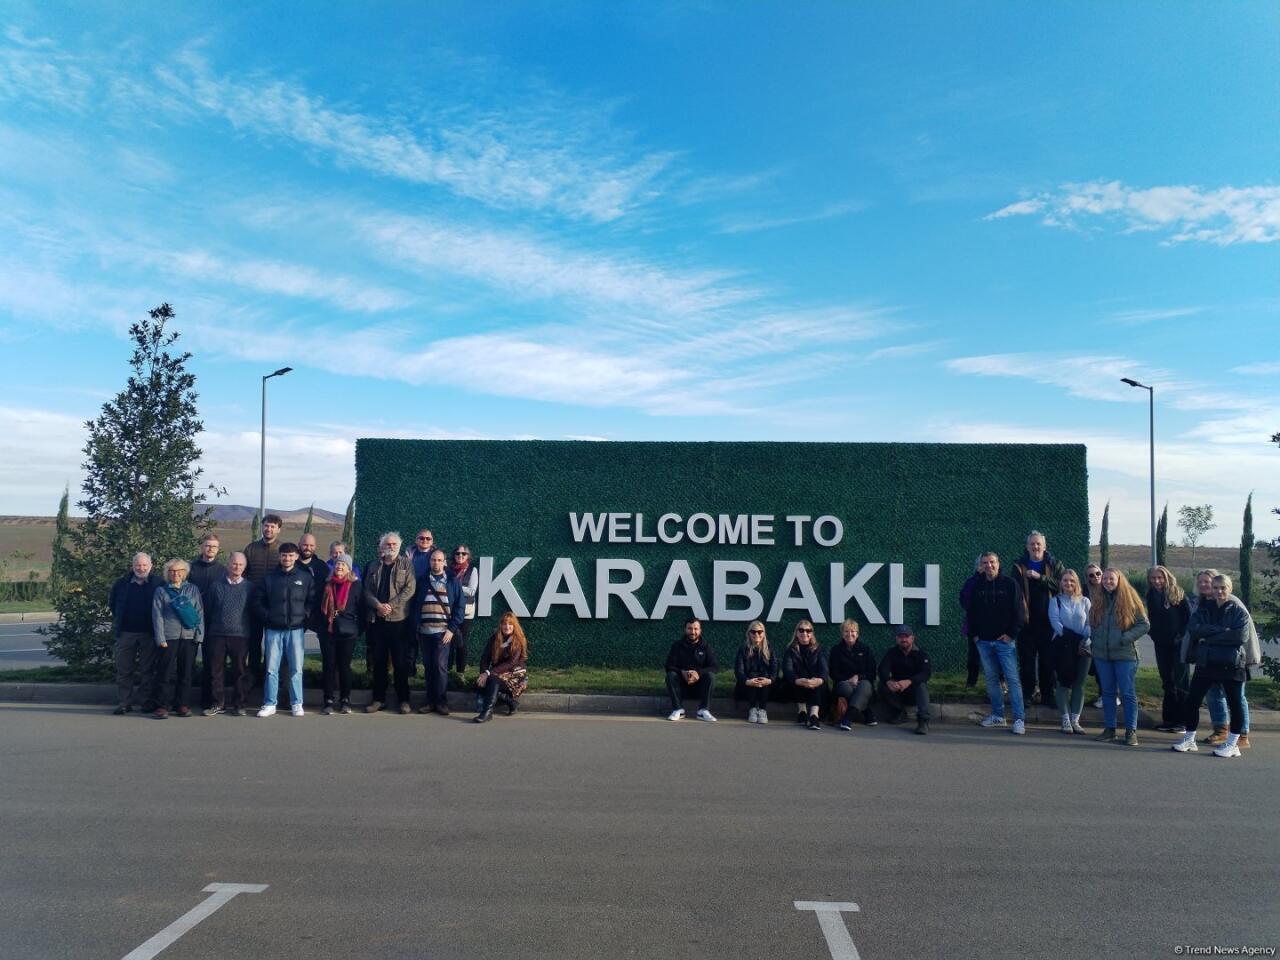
[259, 367, 293, 529]
[1121, 377, 1156, 568]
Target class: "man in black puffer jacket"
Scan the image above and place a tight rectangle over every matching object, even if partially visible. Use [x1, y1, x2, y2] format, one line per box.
[254, 543, 315, 718]
[664, 618, 719, 722]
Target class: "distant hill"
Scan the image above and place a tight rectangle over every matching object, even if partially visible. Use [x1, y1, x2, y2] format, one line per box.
[194, 504, 344, 525]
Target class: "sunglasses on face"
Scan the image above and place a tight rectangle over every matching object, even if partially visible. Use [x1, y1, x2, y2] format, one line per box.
[797, 628, 813, 634]
[454, 551, 468, 556]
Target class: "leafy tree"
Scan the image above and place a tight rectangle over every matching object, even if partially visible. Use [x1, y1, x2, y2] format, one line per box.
[303, 503, 315, 536]
[42, 304, 209, 669]
[1099, 501, 1110, 570]
[1156, 503, 1168, 568]
[1177, 504, 1215, 568]
[1239, 493, 1254, 608]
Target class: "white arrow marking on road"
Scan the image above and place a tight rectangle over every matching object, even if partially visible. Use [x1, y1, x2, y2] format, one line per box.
[794, 901, 861, 960]
[120, 883, 268, 960]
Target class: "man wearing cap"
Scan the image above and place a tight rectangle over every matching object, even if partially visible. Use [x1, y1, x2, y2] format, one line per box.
[878, 624, 933, 735]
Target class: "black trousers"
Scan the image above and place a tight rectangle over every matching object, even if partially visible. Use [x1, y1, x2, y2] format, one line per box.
[883, 681, 931, 722]
[833, 678, 873, 717]
[1185, 673, 1245, 734]
[1018, 621, 1055, 699]
[666, 670, 715, 711]
[205, 634, 250, 709]
[966, 637, 981, 686]
[452, 618, 471, 672]
[368, 619, 411, 704]
[152, 638, 198, 710]
[736, 680, 771, 709]
[1152, 639, 1190, 726]
[789, 680, 825, 710]
[319, 629, 357, 705]
[248, 627, 264, 689]
[421, 633, 453, 707]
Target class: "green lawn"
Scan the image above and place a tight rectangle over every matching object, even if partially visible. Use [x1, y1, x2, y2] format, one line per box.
[1, 658, 1275, 709]
[0, 599, 54, 614]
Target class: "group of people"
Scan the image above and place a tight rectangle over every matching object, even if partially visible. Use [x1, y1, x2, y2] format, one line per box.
[109, 522, 1261, 754]
[665, 616, 935, 733]
[955, 531, 1260, 757]
[108, 519, 526, 723]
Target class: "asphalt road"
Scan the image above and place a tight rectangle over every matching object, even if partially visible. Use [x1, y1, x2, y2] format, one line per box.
[0, 704, 1275, 960]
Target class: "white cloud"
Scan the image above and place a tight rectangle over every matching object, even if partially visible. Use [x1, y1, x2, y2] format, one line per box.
[937, 418, 1280, 547]
[1233, 361, 1280, 376]
[717, 200, 864, 235]
[944, 353, 1176, 403]
[986, 180, 1280, 245]
[1110, 306, 1205, 325]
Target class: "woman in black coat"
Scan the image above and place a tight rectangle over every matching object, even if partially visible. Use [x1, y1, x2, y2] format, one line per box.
[319, 555, 362, 715]
[783, 620, 829, 730]
[1145, 565, 1191, 733]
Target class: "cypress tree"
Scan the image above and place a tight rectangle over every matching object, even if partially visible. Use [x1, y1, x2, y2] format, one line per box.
[1156, 504, 1168, 568]
[303, 503, 315, 536]
[1240, 493, 1254, 608]
[1100, 501, 1110, 570]
[251, 512, 260, 543]
[341, 494, 356, 552]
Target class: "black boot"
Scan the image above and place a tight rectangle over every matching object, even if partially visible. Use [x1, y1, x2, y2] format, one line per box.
[914, 718, 929, 735]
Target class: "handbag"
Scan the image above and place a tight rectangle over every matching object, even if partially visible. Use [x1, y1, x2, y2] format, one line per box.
[1052, 630, 1081, 685]
[165, 586, 201, 630]
[1197, 642, 1244, 671]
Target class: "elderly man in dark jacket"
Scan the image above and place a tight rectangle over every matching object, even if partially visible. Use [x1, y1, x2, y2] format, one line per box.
[202, 551, 257, 716]
[362, 532, 418, 714]
[1010, 530, 1066, 707]
[108, 552, 164, 714]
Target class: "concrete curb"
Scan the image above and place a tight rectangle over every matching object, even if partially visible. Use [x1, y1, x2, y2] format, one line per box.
[0, 611, 57, 623]
[1, 681, 1275, 730]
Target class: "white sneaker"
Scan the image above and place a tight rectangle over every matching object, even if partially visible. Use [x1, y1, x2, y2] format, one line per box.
[696, 709, 717, 722]
[1060, 715, 1072, 733]
[1212, 742, 1242, 759]
[667, 708, 685, 721]
[1171, 736, 1198, 753]
[256, 705, 276, 718]
[980, 714, 1006, 728]
[1092, 697, 1103, 709]
[291, 704, 305, 717]
[1011, 719, 1026, 736]
[757, 710, 768, 724]
[747, 707, 759, 723]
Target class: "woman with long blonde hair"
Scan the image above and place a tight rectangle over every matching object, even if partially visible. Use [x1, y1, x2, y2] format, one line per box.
[473, 611, 529, 723]
[1089, 568, 1150, 745]
[1146, 565, 1191, 733]
[734, 620, 777, 724]
[1048, 569, 1091, 734]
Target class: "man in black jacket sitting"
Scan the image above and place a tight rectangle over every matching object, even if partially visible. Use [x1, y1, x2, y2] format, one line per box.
[664, 617, 718, 722]
[879, 624, 933, 735]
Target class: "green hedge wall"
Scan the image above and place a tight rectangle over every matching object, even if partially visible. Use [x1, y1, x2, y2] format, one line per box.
[355, 440, 1089, 673]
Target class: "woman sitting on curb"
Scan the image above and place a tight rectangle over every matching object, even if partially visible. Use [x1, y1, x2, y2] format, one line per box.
[734, 620, 777, 724]
[783, 620, 828, 730]
[1090, 568, 1149, 747]
[828, 618, 877, 731]
[474, 611, 529, 723]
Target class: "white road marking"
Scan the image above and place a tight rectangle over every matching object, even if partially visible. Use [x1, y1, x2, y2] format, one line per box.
[120, 883, 268, 960]
[795, 900, 861, 960]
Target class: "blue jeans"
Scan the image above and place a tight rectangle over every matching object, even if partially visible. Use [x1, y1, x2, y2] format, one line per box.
[1093, 658, 1138, 730]
[1207, 683, 1250, 732]
[263, 628, 305, 708]
[977, 639, 1024, 722]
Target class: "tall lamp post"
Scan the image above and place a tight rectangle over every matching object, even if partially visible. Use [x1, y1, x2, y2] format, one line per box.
[1121, 377, 1156, 567]
[259, 367, 293, 529]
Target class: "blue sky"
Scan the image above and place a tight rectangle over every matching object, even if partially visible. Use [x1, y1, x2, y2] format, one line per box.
[1, 1, 1277, 546]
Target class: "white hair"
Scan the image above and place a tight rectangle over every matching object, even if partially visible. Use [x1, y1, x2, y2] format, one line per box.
[378, 531, 402, 549]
